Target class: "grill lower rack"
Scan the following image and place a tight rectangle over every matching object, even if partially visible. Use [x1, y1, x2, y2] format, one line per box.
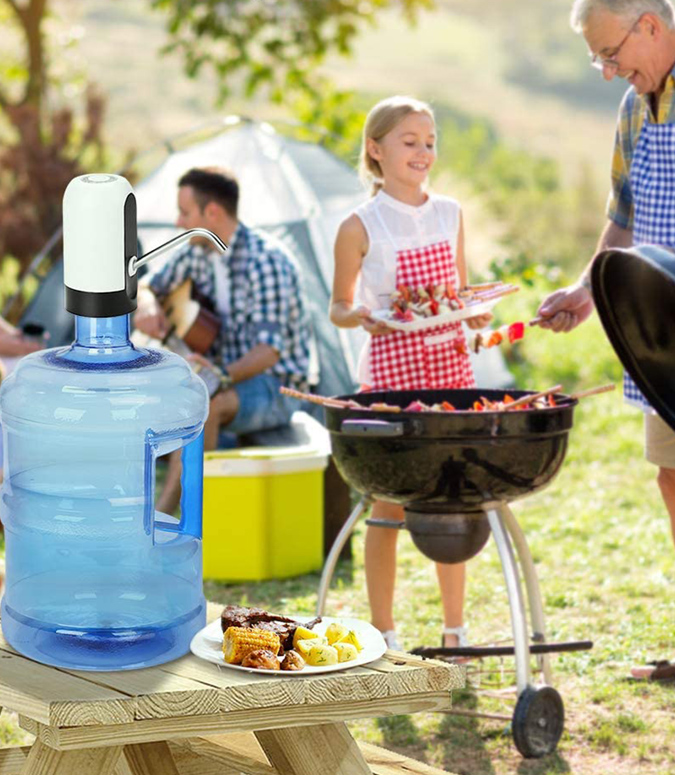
[412, 640, 594, 659]
[317, 496, 591, 760]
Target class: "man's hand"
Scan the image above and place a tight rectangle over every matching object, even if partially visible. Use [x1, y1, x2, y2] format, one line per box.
[536, 283, 594, 333]
[134, 287, 169, 340]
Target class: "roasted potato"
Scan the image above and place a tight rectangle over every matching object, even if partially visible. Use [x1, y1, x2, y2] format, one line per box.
[292, 625, 321, 649]
[305, 643, 339, 667]
[340, 630, 364, 652]
[334, 642, 359, 663]
[325, 622, 349, 645]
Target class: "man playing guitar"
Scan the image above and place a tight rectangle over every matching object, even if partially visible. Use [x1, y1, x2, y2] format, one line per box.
[134, 167, 312, 514]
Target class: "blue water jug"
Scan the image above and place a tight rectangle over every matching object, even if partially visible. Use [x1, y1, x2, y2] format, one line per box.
[0, 174, 225, 670]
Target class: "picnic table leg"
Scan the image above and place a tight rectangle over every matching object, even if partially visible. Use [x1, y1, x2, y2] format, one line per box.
[256, 722, 372, 775]
[122, 742, 181, 775]
[19, 740, 123, 775]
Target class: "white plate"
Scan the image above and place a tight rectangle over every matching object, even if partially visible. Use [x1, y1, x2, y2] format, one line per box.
[190, 615, 387, 676]
[371, 297, 500, 332]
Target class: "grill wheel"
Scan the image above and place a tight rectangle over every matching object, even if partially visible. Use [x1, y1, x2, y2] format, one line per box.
[512, 685, 565, 758]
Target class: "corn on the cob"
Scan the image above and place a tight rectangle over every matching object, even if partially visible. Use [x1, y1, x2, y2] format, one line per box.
[222, 626, 281, 664]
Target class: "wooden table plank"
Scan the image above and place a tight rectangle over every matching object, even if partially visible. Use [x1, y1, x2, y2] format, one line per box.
[256, 722, 372, 775]
[0, 647, 135, 727]
[359, 742, 459, 775]
[173, 734, 276, 775]
[157, 653, 462, 713]
[28, 692, 452, 750]
[157, 657, 307, 710]
[364, 654, 464, 693]
[172, 735, 461, 775]
[18, 740, 122, 775]
[64, 668, 220, 720]
[0, 746, 30, 775]
[165, 742, 262, 775]
[0, 740, 462, 775]
[0, 644, 460, 728]
[123, 742, 180, 775]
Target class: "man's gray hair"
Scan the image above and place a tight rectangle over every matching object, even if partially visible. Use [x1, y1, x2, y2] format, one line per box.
[570, 0, 675, 31]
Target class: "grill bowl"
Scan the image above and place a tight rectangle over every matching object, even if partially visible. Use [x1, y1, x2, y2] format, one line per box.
[326, 388, 576, 512]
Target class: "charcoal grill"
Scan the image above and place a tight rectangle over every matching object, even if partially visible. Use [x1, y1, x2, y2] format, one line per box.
[316, 388, 593, 758]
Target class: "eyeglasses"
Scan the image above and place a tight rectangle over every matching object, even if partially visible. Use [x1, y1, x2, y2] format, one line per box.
[589, 17, 641, 71]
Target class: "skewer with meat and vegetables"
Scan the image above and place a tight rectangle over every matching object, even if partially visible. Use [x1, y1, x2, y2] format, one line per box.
[281, 383, 615, 414]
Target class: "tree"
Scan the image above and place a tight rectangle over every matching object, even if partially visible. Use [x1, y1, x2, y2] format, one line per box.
[0, 0, 109, 311]
[0, 0, 432, 309]
[150, 0, 433, 142]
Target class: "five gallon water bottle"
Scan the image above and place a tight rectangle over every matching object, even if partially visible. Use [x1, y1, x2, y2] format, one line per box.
[0, 174, 221, 670]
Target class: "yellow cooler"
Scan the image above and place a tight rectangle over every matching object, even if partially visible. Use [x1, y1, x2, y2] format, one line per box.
[202, 446, 329, 581]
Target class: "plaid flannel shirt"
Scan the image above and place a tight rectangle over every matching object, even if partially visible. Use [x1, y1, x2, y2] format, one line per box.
[608, 67, 675, 229]
[145, 223, 311, 391]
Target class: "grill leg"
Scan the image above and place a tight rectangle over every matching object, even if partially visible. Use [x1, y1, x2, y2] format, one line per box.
[485, 504, 531, 695]
[500, 503, 553, 686]
[316, 496, 371, 617]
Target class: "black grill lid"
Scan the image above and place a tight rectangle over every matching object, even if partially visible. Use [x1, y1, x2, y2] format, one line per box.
[591, 245, 675, 431]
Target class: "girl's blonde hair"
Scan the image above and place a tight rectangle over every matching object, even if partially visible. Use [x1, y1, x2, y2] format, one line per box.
[359, 95, 435, 196]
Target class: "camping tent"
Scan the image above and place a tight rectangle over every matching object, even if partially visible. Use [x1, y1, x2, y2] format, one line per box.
[13, 116, 512, 392]
[134, 117, 367, 398]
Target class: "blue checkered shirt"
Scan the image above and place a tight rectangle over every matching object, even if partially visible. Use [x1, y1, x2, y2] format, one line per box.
[145, 223, 311, 391]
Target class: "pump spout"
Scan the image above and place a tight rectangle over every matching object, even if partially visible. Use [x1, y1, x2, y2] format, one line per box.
[129, 229, 228, 276]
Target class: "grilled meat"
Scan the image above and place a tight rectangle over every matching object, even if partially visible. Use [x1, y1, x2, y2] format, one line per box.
[220, 605, 321, 651]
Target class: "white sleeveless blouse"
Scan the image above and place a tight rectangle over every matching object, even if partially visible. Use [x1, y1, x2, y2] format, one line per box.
[353, 190, 462, 383]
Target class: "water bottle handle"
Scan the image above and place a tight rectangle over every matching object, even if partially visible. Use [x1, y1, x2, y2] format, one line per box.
[144, 427, 205, 541]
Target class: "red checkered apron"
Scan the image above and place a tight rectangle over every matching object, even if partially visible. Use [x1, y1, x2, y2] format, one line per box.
[370, 232, 475, 392]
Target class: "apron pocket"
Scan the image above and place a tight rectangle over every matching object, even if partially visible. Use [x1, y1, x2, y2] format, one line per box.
[422, 328, 466, 389]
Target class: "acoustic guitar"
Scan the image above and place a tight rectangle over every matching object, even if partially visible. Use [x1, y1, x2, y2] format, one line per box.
[161, 279, 220, 355]
[132, 280, 224, 396]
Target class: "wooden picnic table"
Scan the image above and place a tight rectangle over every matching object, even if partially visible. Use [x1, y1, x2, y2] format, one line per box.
[0, 605, 464, 775]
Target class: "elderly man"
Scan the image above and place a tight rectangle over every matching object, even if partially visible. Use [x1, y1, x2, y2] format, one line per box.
[135, 166, 311, 512]
[538, 0, 675, 572]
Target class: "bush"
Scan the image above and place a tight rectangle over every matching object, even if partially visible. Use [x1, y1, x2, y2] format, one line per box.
[435, 108, 603, 278]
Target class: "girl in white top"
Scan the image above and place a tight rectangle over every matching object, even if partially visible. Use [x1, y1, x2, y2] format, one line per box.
[330, 96, 491, 651]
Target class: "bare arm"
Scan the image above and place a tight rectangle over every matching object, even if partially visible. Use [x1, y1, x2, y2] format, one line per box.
[455, 212, 468, 289]
[456, 211, 492, 330]
[537, 219, 632, 333]
[330, 214, 392, 335]
[188, 343, 279, 387]
[222, 343, 279, 383]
